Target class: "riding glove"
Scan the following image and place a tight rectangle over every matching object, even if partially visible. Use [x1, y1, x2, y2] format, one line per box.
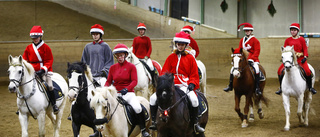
[35, 69, 45, 77]
[120, 88, 128, 95]
[188, 83, 195, 91]
[301, 57, 307, 63]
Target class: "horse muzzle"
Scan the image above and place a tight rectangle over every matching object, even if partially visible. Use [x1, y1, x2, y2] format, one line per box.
[8, 86, 17, 93]
[96, 125, 104, 132]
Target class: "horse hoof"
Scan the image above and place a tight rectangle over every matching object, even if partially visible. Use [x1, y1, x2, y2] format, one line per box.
[259, 112, 264, 119]
[284, 127, 290, 131]
[241, 120, 248, 128]
[248, 118, 254, 122]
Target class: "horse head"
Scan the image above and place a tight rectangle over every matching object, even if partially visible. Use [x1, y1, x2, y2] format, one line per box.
[7, 55, 34, 93]
[90, 86, 118, 131]
[126, 47, 140, 64]
[281, 46, 297, 70]
[231, 48, 249, 78]
[156, 73, 175, 107]
[66, 62, 93, 101]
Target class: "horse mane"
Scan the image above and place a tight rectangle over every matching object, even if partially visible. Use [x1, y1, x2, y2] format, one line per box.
[242, 48, 249, 58]
[22, 59, 35, 75]
[282, 46, 298, 65]
[85, 65, 93, 82]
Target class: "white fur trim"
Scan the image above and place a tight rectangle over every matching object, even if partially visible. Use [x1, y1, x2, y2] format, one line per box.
[173, 37, 190, 43]
[113, 48, 128, 53]
[137, 26, 147, 30]
[243, 27, 254, 31]
[289, 26, 300, 31]
[30, 33, 43, 36]
[90, 28, 104, 35]
[42, 66, 48, 73]
[181, 28, 192, 32]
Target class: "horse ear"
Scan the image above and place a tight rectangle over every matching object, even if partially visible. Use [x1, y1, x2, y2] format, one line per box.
[8, 55, 12, 64]
[280, 46, 284, 52]
[169, 73, 174, 84]
[18, 55, 23, 64]
[240, 48, 243, 53]
[231, 48, 234, 53]
[67, 62, 70, 68]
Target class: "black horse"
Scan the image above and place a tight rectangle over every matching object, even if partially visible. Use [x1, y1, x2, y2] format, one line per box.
[67, 62, 100, 137]
[155, 73, 209, 137]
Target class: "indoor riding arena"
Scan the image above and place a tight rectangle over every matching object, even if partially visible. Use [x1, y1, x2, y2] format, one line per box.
[1, 1, 320, 137]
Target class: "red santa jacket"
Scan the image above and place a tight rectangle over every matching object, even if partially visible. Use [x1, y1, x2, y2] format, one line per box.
[22, 41, 53, 73]
[189, 36, 200, 58]
[284, 37, 308, 62]
[161, 52, 199, 90]
[238, 35, 260, 62]
[132, 36, 152, 59]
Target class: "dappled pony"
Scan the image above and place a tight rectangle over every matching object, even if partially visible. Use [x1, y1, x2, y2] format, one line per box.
[280, 46, 314, 131]
[126, 47, 162, 99]
[66, 62, 100, 137]
[170, 42, 207, 96]
[155, 73, 208, 137]
[230, 48, 268, 128]
[90, 86, 151, 137]
[7, 55, 68, 137]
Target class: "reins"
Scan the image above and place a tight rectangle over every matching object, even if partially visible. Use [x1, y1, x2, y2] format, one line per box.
[158, 89, 190, 115]
[102, 97, 121, 124]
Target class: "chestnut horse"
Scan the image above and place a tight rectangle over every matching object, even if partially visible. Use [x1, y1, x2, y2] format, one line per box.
[155, 73, 208, 137]
[231, 48, 268, 128]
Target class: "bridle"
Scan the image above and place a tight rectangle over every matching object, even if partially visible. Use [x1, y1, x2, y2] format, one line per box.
[68, 70, 93, 95]
[232, 54, 250, 73]
[282, 51, 296, 67]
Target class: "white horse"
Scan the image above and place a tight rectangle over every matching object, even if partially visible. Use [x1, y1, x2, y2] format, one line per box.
[126, 47, 160, 99]
[90, 86, 151, 137]
[171, 43, 207, 96]
[281, 46, 314, 131]
[7, 55, 67, 137]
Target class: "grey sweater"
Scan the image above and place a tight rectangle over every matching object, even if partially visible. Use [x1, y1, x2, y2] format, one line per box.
[81, 41, 114, 77]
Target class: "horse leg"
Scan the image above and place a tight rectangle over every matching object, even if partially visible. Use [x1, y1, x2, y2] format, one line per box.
[72, 122, 81, 137]
[282, 94, 290, 131]
[37, 111, 46, 137]
[19, 113, 29, 137]
[257, 101, 264, 119]
[297, 93, 305, 125]
[304, 92, 312, 126]
[234, 95, 243, 121]
[241, 95, 250, 128]
[248, 105, 254, 122]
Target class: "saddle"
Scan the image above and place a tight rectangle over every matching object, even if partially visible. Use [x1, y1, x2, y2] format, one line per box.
[249, 65, 266, 81]
[175, 87, 208, 118]
[35, 77, 64, 101]
[117, 97, 150, 126]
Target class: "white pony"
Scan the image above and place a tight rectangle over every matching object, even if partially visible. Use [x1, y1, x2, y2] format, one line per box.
[90, 86, 151, 137]
[126, 47, 160, 99]
[281, 46, 314, 131]
[171, 43, 207, 96]
[7, 55, 67, 137]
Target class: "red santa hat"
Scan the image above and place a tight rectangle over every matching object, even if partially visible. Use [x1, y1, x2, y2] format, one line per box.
[233, 48, 242, 54]
[289, 23, 300, 31]
[238, 23, 254, 31]
[137, 22, 147, 30]
[113, 43, 129, 54]
[90, 24, 104, 35]
[30, 26, 44, 38]
[173, 31, 190, 44]
[181, 25, 193, 33]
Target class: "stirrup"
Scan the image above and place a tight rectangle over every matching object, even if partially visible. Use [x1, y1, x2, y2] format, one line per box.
[194, 123, 205, 133]
[149, 121, 157, 130]
[275, 88, 282, 95]
[255, 88, 262, 96]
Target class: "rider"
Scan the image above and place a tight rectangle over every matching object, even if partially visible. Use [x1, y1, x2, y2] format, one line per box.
[275, 23, 317, 95]
[181, 25, 200, 58]
[81, 24, 114, 87]
[132, 22, 155, 83]
[223, 23, 262, 96]
[104, 44, 150, 137]
[22, 26, 59, 114]
[149, 31, 205, 133]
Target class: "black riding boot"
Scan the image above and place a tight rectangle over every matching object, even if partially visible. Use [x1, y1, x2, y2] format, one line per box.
[149, 105, 158, 130]
[223, 74, 233, 92]
[49, 90, 59, 114]
[255, 74, 262, 96]
[306, 75, 317, 94]
[191, 106, 205, 133]
[275, 74, 283, 95]
[138, 111, 150, 137]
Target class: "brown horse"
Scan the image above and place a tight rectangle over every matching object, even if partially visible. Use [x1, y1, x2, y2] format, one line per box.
[155, 73, 208, 137]
[231, 48, 268, 128]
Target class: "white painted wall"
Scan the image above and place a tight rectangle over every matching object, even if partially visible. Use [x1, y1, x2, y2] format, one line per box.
[188, 0, 201, 21]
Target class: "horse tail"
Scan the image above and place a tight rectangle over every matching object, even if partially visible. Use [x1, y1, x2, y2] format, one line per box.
[253, 94, 269, 108]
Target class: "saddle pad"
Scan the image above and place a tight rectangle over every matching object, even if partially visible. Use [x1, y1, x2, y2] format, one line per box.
[37, 78, 64, 100]
[175, 87, 208, 118]
[124, 104, 150, 126]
